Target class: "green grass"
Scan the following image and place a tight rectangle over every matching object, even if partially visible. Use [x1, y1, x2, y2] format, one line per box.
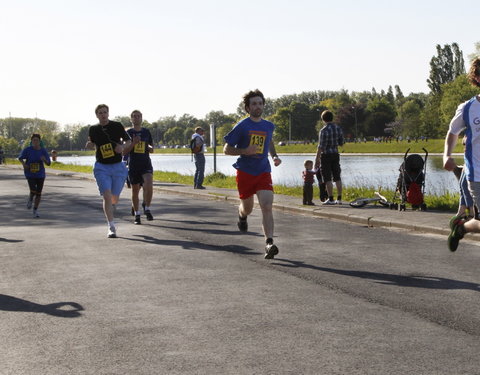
[54, 138, 459, 156]
[4, 157, 458, 213]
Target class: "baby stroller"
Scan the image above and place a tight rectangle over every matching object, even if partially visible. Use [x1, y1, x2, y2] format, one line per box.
[392, 148, 428, 211]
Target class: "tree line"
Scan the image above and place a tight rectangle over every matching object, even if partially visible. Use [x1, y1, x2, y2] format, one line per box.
[1, 42, 478, 154]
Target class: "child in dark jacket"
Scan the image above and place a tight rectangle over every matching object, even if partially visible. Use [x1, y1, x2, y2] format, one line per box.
[302, 160, 316, 205]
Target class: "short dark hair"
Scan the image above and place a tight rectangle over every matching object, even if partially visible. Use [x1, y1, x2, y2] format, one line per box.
[321, 110, 334, 122]
[130, 109, 142, 117]
[243, 89, 265, 113]
[95, 104, 109, 114]
[31, 133, 41, 140]
[467, 58, 480, 88]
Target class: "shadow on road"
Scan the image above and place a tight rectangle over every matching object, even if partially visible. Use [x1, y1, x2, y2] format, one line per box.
[124, 234, 257, 255]
[274, 259, 480, 292]
[0, 294, 84, 318]
[0, 237, 23, 243]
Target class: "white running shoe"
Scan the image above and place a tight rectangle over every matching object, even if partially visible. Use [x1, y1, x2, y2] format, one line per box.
[108, 226, 117, 238]
[322, 200, 336, 205]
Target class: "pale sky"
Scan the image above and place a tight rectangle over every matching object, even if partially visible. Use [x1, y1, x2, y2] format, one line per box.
[0, 0, 477, 126]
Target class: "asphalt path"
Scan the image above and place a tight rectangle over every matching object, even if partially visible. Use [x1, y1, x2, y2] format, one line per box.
[1, 166, 480, 374]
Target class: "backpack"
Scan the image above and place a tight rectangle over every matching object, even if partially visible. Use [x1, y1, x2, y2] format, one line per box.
[190, 137, 203, 154]
[406, 182, 423, 205]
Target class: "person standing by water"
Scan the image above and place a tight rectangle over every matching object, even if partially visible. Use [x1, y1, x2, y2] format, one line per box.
[191, 127, 206, 189]
[223, 89, 282, 259]
[314, 110, 344, 205]
[125, 110, 154, 224]
[85, 104, 131, 238]
[444, 57, 480, 252]
[18, 133, 51, 218]
[302, 160, 316, 205]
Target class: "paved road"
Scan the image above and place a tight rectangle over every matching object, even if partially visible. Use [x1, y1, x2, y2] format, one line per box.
[1, 166, 480, 374]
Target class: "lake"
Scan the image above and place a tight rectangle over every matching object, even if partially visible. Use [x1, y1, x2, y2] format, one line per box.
[58, 153, 462, 195]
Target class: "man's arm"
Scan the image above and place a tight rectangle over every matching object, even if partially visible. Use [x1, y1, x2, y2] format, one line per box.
[223, 143, 258, 156]
[443, 132, 459, 171]
[269, 140, 281, 167]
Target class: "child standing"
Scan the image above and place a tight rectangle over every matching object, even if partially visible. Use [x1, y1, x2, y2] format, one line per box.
[302, 160, 316, 205]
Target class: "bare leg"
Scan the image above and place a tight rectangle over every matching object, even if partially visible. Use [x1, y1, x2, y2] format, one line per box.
[142, 173, 153, 207]
[325, 181, 334, 197]
[335, 179, 342, 199]
[103, 189, 114, 223]
[256, 190, 274, 239]
[131, 184, 141, 212]
[239, 196, 254, 218]
[33, 194, 41, 209]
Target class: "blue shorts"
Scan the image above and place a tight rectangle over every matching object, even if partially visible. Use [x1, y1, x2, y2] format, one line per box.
[93, 161, 128, 196]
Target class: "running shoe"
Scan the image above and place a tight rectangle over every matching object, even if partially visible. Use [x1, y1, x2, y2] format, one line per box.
[33, 209, 40, 218]
[145, 210, 153, 221]
[134, 215, 141, 225]
[27, 199, 33, 209]
[264, 243, 279, 259]
[237, 216, 248, 232]
[322, 200, 336, 205]
[108, 226, 117, 238]
[447, 218, 465, 252]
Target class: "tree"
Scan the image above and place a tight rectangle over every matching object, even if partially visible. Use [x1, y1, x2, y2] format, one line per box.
[397, 100, 422, 137]
[439, 75, 479, 132]
[364, 97, 397, 136]
[427, 43, 466, 94]
[163, 126, 185, 145]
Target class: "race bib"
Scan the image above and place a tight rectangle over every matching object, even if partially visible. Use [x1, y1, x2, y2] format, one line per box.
[30, 163, 40, 173]
[249, 131, 266, 154]
[100, 143, 115, 159]
[134, 141, 145, 153]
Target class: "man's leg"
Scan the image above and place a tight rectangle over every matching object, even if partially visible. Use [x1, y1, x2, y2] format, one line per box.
[103, 189, 114, 223]
[256, 190, 274, 239]
[142, 173, 154, 220]
[335, 180, 343, 203]
[257, 189, 279, 259]
[142, 173, 153, 207]
[131, 184, 141, 212]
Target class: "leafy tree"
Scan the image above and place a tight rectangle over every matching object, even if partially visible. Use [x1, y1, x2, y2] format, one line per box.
[163, 126, 185, 145]
[397, 100, 422, 137]
[439, 75, 480, 131]
[427, 43, 466, 94]
[420, 94, 442, 138]
[364, 97, 397, 136]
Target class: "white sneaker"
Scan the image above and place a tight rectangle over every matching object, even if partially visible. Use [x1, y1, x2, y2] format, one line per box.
[107, 226, 117, 238]
[335, 200, 342, 205]
[322, 200, 336, 205]
[33, 210, 40, 218]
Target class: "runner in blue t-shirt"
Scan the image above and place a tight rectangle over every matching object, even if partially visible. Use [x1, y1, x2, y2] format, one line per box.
[18, 133, 51, 218]
[224, 89, 282, 259]
[125, 110, 154, 224]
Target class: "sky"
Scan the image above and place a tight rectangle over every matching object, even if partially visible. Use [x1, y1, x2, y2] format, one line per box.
[0, 0, 478, 127]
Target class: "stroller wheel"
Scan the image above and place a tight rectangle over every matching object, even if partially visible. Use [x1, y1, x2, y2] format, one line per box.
[420, 203, 427, 211]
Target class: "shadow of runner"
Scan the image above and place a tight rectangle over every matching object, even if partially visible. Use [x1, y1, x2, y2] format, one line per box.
[273, 259, 480, 292]
[0, 238, 23, 243]
[0, 294, 84, 317]
[125, 234, 256, 255]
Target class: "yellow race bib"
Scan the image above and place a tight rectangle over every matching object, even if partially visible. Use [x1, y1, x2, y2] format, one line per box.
[30, 163, 40, 173]
[249, 131, 267, 154]
[134, 141, 145, 153]
[100, 143, 115, 159]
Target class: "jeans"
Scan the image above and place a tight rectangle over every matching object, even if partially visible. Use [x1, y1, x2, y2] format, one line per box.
[194, 153, 205, 187]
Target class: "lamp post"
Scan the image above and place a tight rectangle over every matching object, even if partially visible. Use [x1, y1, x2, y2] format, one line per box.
[288, 113, 292, 144]
[352, 106, 358, 141]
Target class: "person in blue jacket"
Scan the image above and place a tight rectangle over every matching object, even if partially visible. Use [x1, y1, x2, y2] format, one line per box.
[18, 133, 51, 218]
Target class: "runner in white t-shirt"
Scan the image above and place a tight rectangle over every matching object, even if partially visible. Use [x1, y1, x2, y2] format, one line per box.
[444, 57, 480, 252]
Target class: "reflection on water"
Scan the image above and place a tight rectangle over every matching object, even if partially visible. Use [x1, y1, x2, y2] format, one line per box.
[59, 154, 461, 195]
